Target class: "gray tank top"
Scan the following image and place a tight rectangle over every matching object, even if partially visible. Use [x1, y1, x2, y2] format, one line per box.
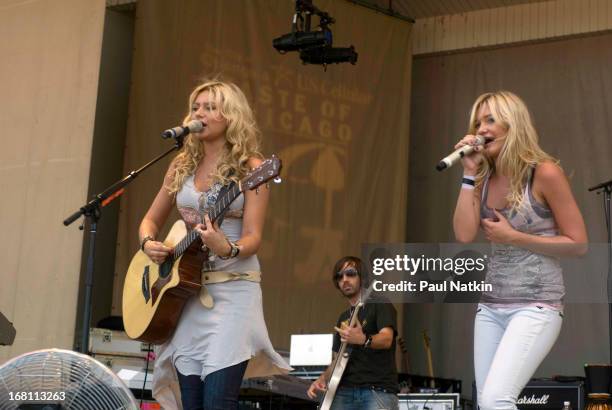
[480, 168, 564, 304]
[176, 175, 260, 273]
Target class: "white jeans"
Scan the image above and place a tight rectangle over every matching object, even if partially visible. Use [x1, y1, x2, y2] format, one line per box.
[474, 304, 563, 410]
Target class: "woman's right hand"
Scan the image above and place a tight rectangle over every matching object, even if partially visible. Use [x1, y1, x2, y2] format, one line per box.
[143, 240, 172, 264]
[455, 134, 484, 173]
[307, 378, 327, 399]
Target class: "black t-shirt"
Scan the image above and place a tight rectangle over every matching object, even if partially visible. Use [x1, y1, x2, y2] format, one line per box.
[332, 302, 398, 393]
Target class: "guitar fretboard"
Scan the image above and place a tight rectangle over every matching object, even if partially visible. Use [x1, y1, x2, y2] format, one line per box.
[172, 183, 242, 260]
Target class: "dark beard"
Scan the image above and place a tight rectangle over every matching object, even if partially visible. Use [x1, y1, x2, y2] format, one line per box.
[341, 286, 360, 298]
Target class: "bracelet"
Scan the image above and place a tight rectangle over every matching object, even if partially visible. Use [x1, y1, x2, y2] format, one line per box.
[363, 335, 372, 348]
[218, 240, 240, 260]
[140, 235, 155, 251]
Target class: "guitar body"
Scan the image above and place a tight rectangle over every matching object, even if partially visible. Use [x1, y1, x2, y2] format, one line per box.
[122, 220, 205, 344]
[319, 351, 350, 410]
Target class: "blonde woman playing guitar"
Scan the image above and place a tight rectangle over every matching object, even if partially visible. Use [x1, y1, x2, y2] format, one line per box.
[306, 256, 399, 410]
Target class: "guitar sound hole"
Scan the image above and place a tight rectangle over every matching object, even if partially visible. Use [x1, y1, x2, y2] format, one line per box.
[159, 259, 173, 279]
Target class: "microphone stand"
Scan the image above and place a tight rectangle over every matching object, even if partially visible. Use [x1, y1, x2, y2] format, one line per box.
[63, 135, 186, 354]
[588, 178, 612, 362]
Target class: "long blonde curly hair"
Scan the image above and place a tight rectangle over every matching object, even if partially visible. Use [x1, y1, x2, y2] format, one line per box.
[166, 80, 262, 194]
[469, 91, 558, 211]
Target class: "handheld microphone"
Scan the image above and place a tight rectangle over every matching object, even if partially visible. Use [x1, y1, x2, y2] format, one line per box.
[436, 136, 490, 171]
[162, 120, 204, 139]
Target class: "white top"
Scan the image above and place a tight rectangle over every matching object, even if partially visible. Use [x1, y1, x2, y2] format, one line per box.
[152, 176, 291, 409]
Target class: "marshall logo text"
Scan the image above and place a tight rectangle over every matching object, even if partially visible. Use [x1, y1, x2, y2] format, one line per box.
[517, 395, 550, 405]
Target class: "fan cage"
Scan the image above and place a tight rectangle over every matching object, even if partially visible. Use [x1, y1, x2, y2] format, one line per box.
[0, 348, 138, 410]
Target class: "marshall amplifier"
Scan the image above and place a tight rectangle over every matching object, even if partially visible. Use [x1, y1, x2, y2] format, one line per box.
[473, 379, 585, 410]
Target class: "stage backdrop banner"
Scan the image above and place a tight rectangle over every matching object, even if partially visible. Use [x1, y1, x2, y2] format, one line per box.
[0, 0, 105, 362]
[112, 0, 412, 347]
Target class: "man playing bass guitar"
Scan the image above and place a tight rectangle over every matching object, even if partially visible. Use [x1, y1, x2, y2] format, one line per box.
[307, 256, 399, 410]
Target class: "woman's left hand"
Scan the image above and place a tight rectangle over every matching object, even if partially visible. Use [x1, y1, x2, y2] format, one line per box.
[481, 209, 518, 244]
[195, 214, 231, 257]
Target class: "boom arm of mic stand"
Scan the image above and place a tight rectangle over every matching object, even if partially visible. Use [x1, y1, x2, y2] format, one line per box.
[63, 136, 185, 226]
[588, 179, 612, 192]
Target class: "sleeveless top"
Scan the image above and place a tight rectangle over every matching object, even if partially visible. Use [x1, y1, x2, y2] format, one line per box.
[479, 167, 564, 305]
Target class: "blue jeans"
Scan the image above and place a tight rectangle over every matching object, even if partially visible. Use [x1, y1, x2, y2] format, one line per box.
[177, 360, 248, 410]
[331, 386, 399, 410]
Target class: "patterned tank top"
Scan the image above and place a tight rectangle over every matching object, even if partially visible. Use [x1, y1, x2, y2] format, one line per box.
[479, 167, 564, 305]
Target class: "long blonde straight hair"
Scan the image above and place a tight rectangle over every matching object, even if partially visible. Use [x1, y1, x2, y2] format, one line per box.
[166, 80, 262, 194]
[469, 91, 558, 211]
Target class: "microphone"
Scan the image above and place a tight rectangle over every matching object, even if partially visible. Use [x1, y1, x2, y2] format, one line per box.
[162, 120, 204, 139]
[436, 136, 490, 171]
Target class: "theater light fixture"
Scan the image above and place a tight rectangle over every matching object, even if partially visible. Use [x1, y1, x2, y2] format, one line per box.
[273, 0, 358, 67]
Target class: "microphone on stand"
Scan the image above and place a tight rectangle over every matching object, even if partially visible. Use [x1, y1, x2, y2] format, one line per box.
[436, 136, 492, 171]
[162, 120, 204, 139]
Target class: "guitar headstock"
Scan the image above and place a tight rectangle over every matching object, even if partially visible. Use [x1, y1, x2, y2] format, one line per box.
[398, 336, 408, 354]
[422, 330, 431, 348]
[242, 155, 282, 191]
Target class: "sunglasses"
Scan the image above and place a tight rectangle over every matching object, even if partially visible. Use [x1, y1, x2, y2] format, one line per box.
[334, 267, 359, 281]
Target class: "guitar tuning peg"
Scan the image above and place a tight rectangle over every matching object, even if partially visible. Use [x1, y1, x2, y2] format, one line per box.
[273, 177, 282, 184]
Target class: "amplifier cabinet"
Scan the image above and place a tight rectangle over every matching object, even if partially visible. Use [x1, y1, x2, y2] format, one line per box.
[399, 393, 460, 410]
[473, 380, 584, 410]
[93, 353, 154, 391]
[89, 327, 152, 358]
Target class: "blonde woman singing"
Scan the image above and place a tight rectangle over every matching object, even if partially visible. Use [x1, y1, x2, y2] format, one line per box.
[138, 80, 290, 410]
[452, 91, 587, 410]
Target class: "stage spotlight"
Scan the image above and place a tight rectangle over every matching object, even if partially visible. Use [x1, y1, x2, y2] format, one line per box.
[272, 0, 358, 67]
[273, 30, 332, 53]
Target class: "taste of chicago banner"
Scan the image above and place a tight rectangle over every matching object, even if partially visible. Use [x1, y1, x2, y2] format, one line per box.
[112, 0, 412, 345]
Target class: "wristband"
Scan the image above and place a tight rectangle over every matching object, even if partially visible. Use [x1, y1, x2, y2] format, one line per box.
[363, 335, 372, 348]
[462, 175, 475, 190]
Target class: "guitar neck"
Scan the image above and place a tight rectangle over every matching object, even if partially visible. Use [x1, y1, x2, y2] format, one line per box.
[172, 182, 242, 260]
[207, 183, 242, 223]
[326, 302, 363, 382]
[426, 349, 434, 379]
[423, 331, 435, 388]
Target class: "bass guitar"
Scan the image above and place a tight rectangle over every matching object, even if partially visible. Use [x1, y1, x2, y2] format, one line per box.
[122, 156, 282, 344]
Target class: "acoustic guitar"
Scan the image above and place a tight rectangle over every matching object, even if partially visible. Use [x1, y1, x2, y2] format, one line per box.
[122, 156, 282, 344]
